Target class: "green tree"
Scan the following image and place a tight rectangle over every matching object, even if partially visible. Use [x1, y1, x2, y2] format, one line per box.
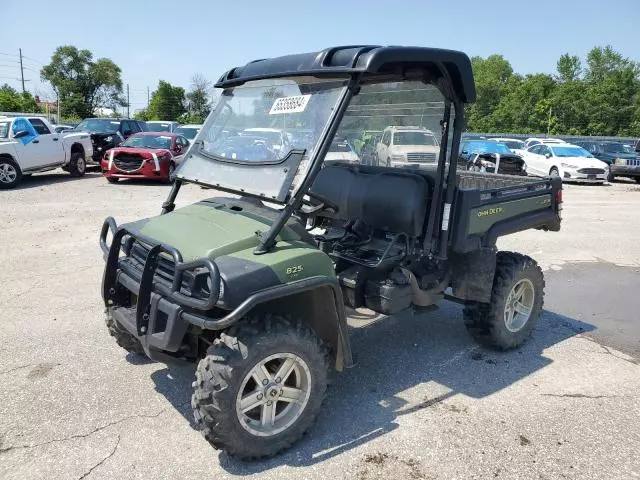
[0, 84, 40, 112]
[556, 54, 582, 82]
[492, 74, 556, 133]
[40, 46, 124, 118]
[147, 81, 186, 121]
[184, 74, 211, 124]
[466, 55, 515, 131]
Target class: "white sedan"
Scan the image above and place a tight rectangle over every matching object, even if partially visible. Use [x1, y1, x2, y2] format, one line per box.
[522, 143, 609, 183]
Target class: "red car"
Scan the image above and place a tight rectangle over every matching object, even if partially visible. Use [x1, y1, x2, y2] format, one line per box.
[101, 132, 189, 183]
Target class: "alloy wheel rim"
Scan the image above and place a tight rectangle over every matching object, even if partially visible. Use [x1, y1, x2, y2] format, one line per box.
[0, 163, 17, 183]
[504, 278, 535, 332]
[235, 353, 311, 437]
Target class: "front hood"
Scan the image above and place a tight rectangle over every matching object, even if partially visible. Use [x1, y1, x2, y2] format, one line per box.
[389, 145, 439, 155]
[560, 157, 608, 169]
[126, 198, 303, 261]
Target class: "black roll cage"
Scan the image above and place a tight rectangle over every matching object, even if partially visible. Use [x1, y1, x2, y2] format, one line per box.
[160, 48, 471, 260]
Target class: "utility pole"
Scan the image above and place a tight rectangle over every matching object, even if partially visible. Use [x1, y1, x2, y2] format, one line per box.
[126, 83, 130, 118]
[19, 48, 25, 93]
[547, 107, 552, 135]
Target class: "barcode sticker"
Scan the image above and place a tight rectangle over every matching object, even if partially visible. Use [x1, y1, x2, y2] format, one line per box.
[269, 95, 311, 115]
[441, 203, 452, 231]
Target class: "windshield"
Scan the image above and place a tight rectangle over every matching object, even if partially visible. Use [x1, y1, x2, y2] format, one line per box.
[175, 77, 348, 201]
[123, 134, 173, 149]
[393, 131, 437, 146]
[146, 123, 172, 132]
[0, 121, 9, 139]
[76, 119, 120, 134]
[175, 127, 199, 139]
[602, 143, 631, 154]
[550, 146, 593, 158]
[463, 141, 512, 154]
[501, 140, 524, 149]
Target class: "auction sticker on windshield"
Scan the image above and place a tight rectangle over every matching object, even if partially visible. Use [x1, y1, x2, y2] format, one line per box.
[269, 94, 311, 115]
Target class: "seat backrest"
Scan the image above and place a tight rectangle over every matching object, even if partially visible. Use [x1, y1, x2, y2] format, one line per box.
[310, 165, 429, 237]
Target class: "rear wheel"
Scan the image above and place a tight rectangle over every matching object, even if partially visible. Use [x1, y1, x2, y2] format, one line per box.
[192, 316, 330, 459]
[0, 157, 22, 189]
[463, 252, 544, 350]
[68, 152, 86, 177]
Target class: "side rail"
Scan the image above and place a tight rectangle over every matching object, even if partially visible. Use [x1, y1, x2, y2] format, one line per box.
[100, 217, 221, 335]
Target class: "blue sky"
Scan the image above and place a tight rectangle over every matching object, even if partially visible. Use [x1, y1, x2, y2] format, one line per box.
[1, 0, 637, 110]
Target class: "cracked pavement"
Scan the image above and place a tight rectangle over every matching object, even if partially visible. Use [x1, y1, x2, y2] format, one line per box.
[0, 172, 639, 479]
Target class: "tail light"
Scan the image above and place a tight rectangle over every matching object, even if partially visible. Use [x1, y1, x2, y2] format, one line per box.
[556, 188, 563, 212]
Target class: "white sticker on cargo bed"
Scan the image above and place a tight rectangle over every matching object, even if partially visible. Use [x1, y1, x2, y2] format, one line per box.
[269, 95, 311, 115]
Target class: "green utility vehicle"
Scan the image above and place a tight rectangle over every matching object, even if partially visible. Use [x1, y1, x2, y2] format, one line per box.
[100, 46, 562, 459]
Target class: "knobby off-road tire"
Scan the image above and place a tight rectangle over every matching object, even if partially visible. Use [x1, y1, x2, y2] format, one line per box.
[105, 313, 145, 355]
[463, 251, 544, 350]
[68, 151, 86, 177]
[192, 316, 330, 459]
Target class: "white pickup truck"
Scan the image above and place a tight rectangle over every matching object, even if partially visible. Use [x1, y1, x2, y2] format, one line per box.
[0, 116, 93, 189]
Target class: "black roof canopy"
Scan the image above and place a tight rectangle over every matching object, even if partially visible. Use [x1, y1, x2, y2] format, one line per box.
[215, 45, 476, 103]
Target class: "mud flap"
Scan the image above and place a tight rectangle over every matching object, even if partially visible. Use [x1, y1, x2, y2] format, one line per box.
[450, 247, 497, 303]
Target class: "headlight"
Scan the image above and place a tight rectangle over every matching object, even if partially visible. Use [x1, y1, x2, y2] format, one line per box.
[561, 163, 578, 169]
[105, 136, 113, 142]
[614, 158, 626, 165]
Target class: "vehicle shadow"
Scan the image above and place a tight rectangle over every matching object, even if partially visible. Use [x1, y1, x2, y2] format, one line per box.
[9, 171, 102, 190]
[150, 303, 593, 474]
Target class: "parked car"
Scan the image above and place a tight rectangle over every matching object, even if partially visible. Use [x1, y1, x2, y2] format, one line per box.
[376, 126, 439, 167]
[0, 116, 93, 189]
[73, 118, 147, 164]
[488, 137, 525, 154]
[145, 121, 180, 133]
[523, 138, 564, 149]
[459, 140, 527, 175]
[573, 140, 640, 183]
[521, 143, 608, 183]
[243, 128, 289, 153]
[174, 124, 203, 141]
[324, 138, 360, 163]
[52, 124, 75, 134]
[101, 132, 188, 183]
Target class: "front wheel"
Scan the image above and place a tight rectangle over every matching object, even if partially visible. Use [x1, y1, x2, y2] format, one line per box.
[192, 316, 330, 459]
[463, 252, 544, 350]
[549, 167, 559, 178]
[68, 152, 86, 177]
[634, 177, 640, 184]
[0, 157, 22, 189]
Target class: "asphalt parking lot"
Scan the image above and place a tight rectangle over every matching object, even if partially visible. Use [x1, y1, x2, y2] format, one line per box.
[1, 172, 639, 480]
